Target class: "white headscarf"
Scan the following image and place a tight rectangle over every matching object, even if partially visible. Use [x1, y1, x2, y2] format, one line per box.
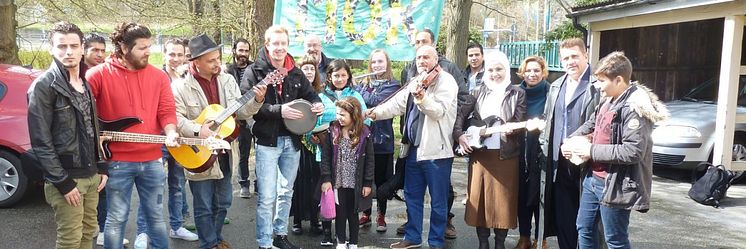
[482, 50, 512, 87]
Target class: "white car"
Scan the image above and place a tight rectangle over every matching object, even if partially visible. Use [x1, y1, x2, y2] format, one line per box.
[652, 75, 746, 179]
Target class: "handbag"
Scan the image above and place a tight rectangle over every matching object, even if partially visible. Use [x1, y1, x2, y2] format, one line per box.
[320, 188, 336, 219]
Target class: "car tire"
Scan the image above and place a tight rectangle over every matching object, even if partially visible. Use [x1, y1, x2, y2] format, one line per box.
[0, 150, 28, 207]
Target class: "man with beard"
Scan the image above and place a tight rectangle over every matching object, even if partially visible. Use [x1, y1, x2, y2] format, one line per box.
[225, 38, 256, 199]
[86, 22, 179, 249]
[365, 45, 458, 249]
[395, 28, 467, 239]
[82, 33, 106, 72]
[303, 34, 330, 83]
[28, 21, 108, 249]
[172, 34, 267, 249]
[241, 25, 323, 249]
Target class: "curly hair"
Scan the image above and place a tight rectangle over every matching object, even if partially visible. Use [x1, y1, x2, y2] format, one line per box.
[49, 21, 84, 45]
[334, 97, 365, 149]
[110, 22, 151, 58]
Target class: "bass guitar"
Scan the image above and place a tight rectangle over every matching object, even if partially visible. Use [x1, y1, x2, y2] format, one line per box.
[99, 118, 231, 173]
[456, 117, 545, 155]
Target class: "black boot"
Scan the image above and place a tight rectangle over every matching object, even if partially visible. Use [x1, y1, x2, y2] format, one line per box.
[476, 227, 491, 249]
[273, 235, 301, 249]
[493, 228, 508, 249]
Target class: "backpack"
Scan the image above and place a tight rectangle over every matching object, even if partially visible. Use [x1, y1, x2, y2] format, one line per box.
[688, 162, 734, 207]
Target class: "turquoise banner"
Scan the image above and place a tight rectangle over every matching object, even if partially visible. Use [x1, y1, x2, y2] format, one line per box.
[273, 0, 445, 61]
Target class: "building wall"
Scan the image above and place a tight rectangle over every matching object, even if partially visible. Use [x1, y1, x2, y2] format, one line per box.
[599, 18, 726, 101]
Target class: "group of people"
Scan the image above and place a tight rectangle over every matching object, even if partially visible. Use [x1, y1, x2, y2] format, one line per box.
[27, 19, 668, 249]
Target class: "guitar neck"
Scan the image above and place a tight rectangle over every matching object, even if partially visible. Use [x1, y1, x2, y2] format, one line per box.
[101, 131, 208, 146]
[483, 121, 527, 136]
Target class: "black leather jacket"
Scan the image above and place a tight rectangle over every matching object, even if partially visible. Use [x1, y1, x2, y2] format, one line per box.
[27, 59, 105, 195]
[240, 47, 321, 149]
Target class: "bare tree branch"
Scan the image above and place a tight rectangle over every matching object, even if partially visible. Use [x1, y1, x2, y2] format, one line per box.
[473, 1, 515, 18]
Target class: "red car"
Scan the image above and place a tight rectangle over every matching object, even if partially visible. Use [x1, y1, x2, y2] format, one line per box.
[0, 64, 43, 207]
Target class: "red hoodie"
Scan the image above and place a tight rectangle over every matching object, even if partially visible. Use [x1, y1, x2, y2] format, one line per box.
[86, 54, 177, 162]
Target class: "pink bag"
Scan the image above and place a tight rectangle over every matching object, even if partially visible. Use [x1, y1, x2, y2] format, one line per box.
[320, 189, 336, 219]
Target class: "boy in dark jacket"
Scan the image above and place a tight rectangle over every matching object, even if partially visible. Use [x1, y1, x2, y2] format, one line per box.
[561, 52, 668, 248]
[27, 21, 107, 249]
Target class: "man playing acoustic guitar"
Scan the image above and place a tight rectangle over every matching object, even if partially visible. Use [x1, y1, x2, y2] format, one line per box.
[171, 34, 267, 249]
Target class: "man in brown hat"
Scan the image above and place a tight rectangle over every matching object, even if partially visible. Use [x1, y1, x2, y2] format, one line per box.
[171, 34, 268, 249]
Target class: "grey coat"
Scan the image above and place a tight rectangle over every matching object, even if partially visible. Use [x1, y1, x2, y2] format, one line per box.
[570, 83, 669, 211]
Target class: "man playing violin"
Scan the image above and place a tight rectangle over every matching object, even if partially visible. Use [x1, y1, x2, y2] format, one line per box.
[365, 45, 458, 249]
[171, 34, 267, 249]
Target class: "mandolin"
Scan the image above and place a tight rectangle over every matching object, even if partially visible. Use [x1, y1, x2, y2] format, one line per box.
[99, 117, 231, 173]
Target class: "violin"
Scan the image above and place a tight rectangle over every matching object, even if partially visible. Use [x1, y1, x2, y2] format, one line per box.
[412, 65, 442, 97]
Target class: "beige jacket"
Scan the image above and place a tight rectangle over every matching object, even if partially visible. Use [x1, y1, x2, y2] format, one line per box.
[373, 71, 458, 161]
[172, 72, 262, 181]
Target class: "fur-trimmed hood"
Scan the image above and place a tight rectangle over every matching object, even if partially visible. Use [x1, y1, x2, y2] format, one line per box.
[620, 82, 670, 123]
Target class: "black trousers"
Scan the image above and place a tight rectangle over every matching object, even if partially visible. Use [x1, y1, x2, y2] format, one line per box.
[237, 122, 253, 188]
[364, 153, 393, 216]
[552, 157, 581, 249]
[335, 188, 359, 244]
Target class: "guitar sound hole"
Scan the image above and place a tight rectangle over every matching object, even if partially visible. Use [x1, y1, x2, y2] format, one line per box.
[189, 145, 201, 153]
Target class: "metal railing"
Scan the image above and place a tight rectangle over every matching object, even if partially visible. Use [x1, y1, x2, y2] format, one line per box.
[498, 41, 562, 71]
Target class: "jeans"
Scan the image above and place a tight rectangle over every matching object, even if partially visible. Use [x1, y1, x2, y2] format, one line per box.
[45, 174, 101, 249]
[103, 160, 168, 249]
[255, 136, 301, 247]
[403, 146, 453, 248]
[238, 123, 253, 188]
[136, 149, 189, 234]
[190, 154, 233, 249]
[577, 174, 631, 249]
[97, 189, 107, 232]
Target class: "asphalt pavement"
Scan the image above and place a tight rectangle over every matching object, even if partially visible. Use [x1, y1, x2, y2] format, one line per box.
[1, 158, 745, 249]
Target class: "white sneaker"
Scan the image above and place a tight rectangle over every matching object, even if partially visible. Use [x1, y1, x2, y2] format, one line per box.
[96, 232, 130, 246]
[134, 233, 149, 249]
[335, 243, 347, 249]
[169, 227, 199, 241]
[348, 244, 358, 249]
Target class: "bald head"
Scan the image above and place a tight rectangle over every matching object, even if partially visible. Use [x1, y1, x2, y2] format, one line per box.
[415, 45, 438, 74]
[304, 35, 322, 60]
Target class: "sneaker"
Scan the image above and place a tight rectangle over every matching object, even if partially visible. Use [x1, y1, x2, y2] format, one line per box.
[320, 230, 334, 246]
[96, 232, 130, 246]
[239, 186, 252, 199]
[376, 213, 387, 232]
[335, 243, 347, 249]
[292, 223, 303, 235]
[170, 227, 199, 241]
[272, 235, 301, 249]
[358, 215, 371, 227]
[224, 217, 231, 224]
[134, 233, 149, 249]
[396, 222, 406, 235]
[389, 240, 421, 249]
[348, 244, 358, 249]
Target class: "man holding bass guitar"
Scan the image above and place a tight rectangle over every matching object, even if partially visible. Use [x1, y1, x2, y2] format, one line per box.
[171, 34, 268, 249]
[240, 25, 323, 249]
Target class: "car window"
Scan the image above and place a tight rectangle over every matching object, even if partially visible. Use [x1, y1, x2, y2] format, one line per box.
[685, 76, 746, 107]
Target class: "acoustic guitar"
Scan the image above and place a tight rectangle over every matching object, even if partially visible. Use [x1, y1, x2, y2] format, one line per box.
[99, 118, 231, 173]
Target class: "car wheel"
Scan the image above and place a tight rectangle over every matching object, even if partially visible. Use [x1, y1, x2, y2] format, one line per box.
[731, 141, 746, 183]
[0, 150, 28, 207]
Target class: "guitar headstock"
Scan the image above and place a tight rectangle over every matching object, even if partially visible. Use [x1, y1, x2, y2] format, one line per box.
[526, 118, 546, 131]
[264, 68, 289, 86]
[204, 137, 231, 150]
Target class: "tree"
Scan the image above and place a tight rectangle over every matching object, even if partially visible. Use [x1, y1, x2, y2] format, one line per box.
[444, 0, 472, 68]
[247, 0, 274, 61]
[0, 0, 20, 65]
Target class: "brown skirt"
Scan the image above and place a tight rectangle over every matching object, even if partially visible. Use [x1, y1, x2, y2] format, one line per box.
[464, 149, 519, 229]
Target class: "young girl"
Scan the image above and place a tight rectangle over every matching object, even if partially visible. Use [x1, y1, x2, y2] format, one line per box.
[320, 97, 375, 249]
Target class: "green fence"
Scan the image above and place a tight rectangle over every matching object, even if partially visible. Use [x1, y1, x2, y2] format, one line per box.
[498, 41, 562, 71]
